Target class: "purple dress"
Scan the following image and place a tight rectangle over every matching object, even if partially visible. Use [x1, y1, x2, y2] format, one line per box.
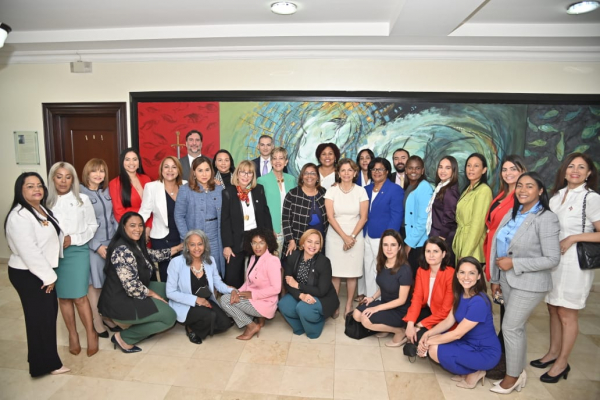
[437, 294, 501, 375]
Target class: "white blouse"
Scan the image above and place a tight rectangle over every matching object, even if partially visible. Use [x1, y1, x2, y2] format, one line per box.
[51, 191, 98, 246]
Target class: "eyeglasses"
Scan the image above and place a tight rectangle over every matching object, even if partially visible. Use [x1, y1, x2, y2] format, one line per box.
[370, 168, 387, 173]
[251, 241, 266, 247]
[239, 171, 254, 177]
[303, 171, 318, 176]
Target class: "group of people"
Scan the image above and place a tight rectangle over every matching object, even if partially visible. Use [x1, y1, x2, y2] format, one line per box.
[5, 129, 599, 395]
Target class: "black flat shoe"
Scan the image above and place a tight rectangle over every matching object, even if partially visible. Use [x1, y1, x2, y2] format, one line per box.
[530, 358, 557, 369]
[111, 335, 141, 353]
[96, 329, 109, 339]
[540, 364, 570, 383]
[187, 331, 203, 345]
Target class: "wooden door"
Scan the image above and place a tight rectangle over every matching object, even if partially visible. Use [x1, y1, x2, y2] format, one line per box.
[43, 103, 127, 180]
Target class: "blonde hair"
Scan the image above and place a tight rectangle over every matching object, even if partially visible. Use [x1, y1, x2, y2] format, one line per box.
[158, 156, 183, 186]
[81, 158, 109, 190]
[47, 161, 83, 208]
[271, 147, 288, 161]
[231, 160, 257, 189]
[298, 229, 324, 252]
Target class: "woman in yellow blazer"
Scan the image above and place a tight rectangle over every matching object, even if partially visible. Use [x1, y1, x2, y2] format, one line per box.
[257, 147, 296, 256]
[453, 153, 493, 264]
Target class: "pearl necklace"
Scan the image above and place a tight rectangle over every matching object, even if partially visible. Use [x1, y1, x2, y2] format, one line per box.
[191, 263, 204, 275]
[340, 184, 354, 194]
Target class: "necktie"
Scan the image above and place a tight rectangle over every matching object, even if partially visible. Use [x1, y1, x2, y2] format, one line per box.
[263, 160, 268, 176]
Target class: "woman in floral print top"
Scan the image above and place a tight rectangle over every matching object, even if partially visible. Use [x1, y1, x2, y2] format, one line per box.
[98, 212, 182, 352]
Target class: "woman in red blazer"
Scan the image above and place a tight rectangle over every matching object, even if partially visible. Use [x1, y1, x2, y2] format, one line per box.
[109, 148, 152, 223]
[404, 237, 454, 343]
[482, 155, 527, 280]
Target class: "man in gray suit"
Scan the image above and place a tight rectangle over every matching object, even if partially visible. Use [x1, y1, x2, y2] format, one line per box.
[179, 130, 209, 181]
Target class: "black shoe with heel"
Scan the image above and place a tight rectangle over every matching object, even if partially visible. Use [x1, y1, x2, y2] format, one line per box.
[104, 322, 123, 332]
[540, 364, 570, 383]
[530, 358, 556, 369]
[96, 329, 109, 339]
[111, 334, 141, 353]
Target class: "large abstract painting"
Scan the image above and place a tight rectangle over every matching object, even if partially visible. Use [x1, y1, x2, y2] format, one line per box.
[132, 92, 600, 191]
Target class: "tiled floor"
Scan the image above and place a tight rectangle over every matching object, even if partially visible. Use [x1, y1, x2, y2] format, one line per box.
[1, 262, 599, 400]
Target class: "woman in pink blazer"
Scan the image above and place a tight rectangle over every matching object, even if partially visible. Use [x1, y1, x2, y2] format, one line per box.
[219, 228, 282, 340]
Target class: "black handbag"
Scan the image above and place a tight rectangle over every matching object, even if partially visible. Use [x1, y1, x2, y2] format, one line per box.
[344, 311, 375, 340]
[577, 191, 600, 270]
[403, 327, 428, 362]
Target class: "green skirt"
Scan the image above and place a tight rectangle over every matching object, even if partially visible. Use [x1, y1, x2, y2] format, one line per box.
[56, 245, 90, 299]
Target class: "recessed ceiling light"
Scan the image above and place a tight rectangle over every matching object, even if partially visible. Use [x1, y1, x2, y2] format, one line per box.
[271, 2, 297, 15]
[566, 1, 600, 14]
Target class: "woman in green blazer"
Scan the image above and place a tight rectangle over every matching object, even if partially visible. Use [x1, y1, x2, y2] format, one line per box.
[453, 153, 493, 264]
[257, 147, 296, 257]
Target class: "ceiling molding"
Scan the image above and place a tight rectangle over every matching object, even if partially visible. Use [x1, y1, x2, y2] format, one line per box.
[452, 23, 600, 37]
[3, 44, 600, 65]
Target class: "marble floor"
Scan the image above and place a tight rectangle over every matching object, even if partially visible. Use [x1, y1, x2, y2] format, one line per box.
[0, 263, 599, 400]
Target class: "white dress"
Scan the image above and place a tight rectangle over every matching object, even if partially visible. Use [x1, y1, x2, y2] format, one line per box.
[546, 184, 600, 309]
[325, 185, 369, 277]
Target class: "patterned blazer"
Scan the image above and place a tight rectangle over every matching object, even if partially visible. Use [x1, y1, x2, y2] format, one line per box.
[281, 186, 328, 255]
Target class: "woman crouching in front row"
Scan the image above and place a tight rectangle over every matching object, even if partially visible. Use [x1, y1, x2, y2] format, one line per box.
[418, 257, 501, 389]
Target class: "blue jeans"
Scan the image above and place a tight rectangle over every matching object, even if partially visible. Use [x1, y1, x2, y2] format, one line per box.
[278, 294, 325, 339]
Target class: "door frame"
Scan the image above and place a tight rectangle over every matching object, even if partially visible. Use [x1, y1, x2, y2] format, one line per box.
[42, 102, 128, 172]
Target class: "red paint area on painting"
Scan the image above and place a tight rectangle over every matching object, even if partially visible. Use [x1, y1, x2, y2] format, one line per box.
[138, 102, 220, 180]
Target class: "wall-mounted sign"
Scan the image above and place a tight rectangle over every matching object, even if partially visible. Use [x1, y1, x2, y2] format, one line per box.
[14, 131, 40, 165]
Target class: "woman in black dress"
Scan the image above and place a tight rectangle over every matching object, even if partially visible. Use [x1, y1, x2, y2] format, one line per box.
[353, 229, 413, 347]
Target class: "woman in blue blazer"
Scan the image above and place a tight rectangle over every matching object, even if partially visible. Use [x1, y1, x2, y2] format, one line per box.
[359, 157, 405, 299]
[174, 156, 225, 277]
[404, 156, 434, 277]
[166, 229, 234, 344]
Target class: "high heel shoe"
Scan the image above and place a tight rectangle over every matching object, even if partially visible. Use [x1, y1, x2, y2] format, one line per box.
[87, 332, 99, 357]
[456, 370, 486, 389]
[104, 321, 122, 332]
[492, 370, 527, 388]
[50, 366, 71, 375]
[490, 372, 525, 394]
[530, 358, 557, 369]
[68, 344, 81, 356]
[95, 329, 109, 339]
[236, 323, 261, 340]
[111, 334, 141, 353]
[540, 364, 570, 383]
[451, 375, 465, 382]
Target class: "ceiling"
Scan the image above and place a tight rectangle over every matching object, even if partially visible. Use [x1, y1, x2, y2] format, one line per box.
[1, 0, 599, 64]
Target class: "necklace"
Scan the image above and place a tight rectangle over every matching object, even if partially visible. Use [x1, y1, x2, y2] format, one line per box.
[191, 263, 204, 275]
[373, 184, 383, 193]
[340, 184, 354, 194]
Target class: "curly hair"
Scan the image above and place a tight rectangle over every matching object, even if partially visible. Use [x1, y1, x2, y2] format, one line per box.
[244, 227, 279, 255]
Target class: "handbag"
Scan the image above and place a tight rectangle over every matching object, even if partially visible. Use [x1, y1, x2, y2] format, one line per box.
[577, 191, 600, 270]
[344, 311, 375, 340]
[403, 327, 428, 362]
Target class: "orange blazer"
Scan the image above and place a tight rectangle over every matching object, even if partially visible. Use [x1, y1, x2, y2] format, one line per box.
[483, 191, 514, 280]
[403, 266, 454, 330]
[109, 174, 152, 223]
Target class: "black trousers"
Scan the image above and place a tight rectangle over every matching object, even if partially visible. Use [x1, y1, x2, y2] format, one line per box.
[408, 246, 423, 279]
[224, 251, 246, 289]
[184, 300, 233, 339]
[8, 268, 63, 377]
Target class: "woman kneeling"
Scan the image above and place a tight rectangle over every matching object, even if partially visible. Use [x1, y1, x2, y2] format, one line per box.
[279, 229, 339, 339]
[167, 230, 235, 344]
[418, 257, 501, 389]
[353, 229, 413, 347]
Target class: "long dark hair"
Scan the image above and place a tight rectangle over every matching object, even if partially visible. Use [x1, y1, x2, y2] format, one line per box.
[212, 149, 236, 174]
[462, 153, 489, 193]
[189, 156, 216, 192]
[368, 157, 392, 182]
[4, 172, 60, 236]
[452, 256, 489, 313]
[418, 237, 450, 271]
[356, 149, 375, 171]
[435, 156, 459, 201]
[498, 154, 527, 197]
[552, 152, 599, 195]
[105, 212, 151, 273]
[511, 172, 550, 219]
[376, 229, 408, 275]
[118, 148, 145, 208]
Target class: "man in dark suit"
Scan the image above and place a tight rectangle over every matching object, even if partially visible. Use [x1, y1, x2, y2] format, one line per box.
[390, 148, 410, 189]
[252, 135, 275, 177]
[179, 130, 210, 181]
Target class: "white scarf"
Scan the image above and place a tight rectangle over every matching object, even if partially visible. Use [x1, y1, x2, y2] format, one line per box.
[426, 180, 450, 235]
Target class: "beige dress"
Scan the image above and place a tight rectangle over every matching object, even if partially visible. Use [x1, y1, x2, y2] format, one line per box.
[325, 185, 369, 277]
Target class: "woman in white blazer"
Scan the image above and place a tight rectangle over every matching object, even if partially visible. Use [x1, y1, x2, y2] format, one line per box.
[166, 229, 234, 344]
[489, 172, 560, 394]
[139, 156, 185, 281]
[5, 172, 70, 376]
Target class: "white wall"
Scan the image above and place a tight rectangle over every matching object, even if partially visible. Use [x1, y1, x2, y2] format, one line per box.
[1, 58, 599, 259]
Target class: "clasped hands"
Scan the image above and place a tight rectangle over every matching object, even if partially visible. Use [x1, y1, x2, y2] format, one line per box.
[230, 290, 253, 304]
[495, 257, 514, 271]
[342, 234, 356, 251]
